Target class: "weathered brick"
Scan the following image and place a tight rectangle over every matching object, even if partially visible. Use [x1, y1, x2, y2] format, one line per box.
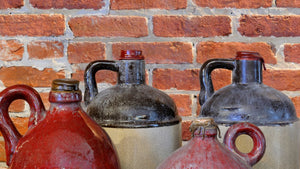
[0, 40, 23, 61]
[197, 42, 276, 64]
[284, 44, 300, 63]
[0, 14, 65, 36]
[238, 15, 300, 37]
[169, 94, 192, 116]
[152, 69, 230, 91]
[110, 0, 187, 10]
[182, 120, 192, 141]
[112, 42, 193, 64]
[68, 42, 105, 64]
[72, 69, 117, 85]
[0, 117, 29, 137]
[40, 92, 50, 110]
[153, 15, 231, 37]
[0, 0, 23, 9]
[291, 96, 300, 117]
[0, 140, 5, 161]
[193, 0, 272, 8]
[28, 41, 64, 59]
[276, 0, 300, 8]
[69, 16, 148, 37]
[9, 100, 25, 112]
[264, 70, 300, 91]
[30, 0, 104, 9]
[0, 67, 65, 87]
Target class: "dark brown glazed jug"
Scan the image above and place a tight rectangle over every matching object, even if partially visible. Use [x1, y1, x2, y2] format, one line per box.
[0, 79, 120, 169]
[157, 118, 266, 169]
[84, 50, 181, 169]
[199, 51, 299, 169]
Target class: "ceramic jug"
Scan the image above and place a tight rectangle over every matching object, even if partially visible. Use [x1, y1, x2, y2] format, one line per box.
[84, 50, 181, 169]
[0, 79, 120, 168]
[157, 118, 266, 169]
[199, 51, 300, 169]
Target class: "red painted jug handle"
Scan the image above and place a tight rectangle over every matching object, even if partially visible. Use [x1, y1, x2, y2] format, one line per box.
[0, 85, 46, 165]
[223, 122, 266, 166]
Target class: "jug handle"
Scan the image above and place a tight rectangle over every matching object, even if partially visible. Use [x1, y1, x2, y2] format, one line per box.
[84, 60, 119, 105]
[223, 122, 266, 166]
[199, 59, 235, 105]
[0, 85, 46, 165]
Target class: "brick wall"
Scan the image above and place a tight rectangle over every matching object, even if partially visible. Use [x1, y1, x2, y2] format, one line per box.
[0, 0, 300, 164]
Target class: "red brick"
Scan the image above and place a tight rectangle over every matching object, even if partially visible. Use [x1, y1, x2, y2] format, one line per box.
[0, 117, 29, 162]
[276, 0, 300, 7]
[169, 94, 192, 116]
[193, 0, 272, 8]
[9, 100, 25, 112]
[264, 70, 300, 91]
[291, 96, 300, 117]
[153, 15, 231, 37]
[28, 41, 64, 59]
[69, 16, 148, 37]
[284, 44, 300, 63]
[0, 40, 23, 61]
[152, 68, 230, 91]
[153, 69, 199, 90]
[238, 15, 300, 37]
[0, 14, 65, 36]
[0, 141, 5, 161]
[110, 0, 187, 10]
[112, 42, 193, 64]
[182, 120, 192, 141]
[0, 0, 23, 9]
[68, 42, 106, 64]
[30, 0, 104, 9]
[197, 42, 276, 64]
[0, 67, 65, 87]
[40, 92, 50, 110]
[72, 69, 117, 85]
[0, 117, 29, 137]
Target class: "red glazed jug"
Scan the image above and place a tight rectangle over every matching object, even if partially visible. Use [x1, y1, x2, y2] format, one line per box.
[157, 118, 266, 169]
[0, 79, 120, 169]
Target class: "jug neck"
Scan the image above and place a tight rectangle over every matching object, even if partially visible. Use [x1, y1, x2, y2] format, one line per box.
[49, 78, 82, 103]
[232, 59, 263, 84]
[117, 59, 146, 85]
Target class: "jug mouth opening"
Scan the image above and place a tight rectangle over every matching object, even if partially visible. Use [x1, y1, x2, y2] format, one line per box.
[235, 51, 266, 70]
[190, 118, 221, 138]
[119, 50, 144, 60]
[51, 79, 79, 92]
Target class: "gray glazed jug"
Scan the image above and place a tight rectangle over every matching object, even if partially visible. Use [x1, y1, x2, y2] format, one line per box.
[199, 51, 299, 169]
[84, 50, 181, 169]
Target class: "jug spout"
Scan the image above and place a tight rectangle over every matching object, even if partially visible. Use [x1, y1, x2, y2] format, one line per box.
[0, 85, 46, 165]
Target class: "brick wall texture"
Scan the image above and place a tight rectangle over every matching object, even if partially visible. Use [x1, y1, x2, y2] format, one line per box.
[0, 0, 299, 163]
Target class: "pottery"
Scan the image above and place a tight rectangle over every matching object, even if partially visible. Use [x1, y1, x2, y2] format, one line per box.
[0, 79, 120, 169]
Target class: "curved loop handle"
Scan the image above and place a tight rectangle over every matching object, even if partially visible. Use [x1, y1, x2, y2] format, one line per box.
[0, 85, 46, 165]
[223, 122, 266, 166]
[84, 60, 118, 105]
[199, 59, 235, 105]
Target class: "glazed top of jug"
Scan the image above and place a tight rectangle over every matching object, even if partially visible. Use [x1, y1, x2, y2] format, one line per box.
[199, 51, 298, 125]
[157, 118, 266, 169]
[84, 50, 181, 128]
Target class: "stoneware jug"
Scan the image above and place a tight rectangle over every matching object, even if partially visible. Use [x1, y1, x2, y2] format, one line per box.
[84, 50, 181, 169]
[157, 118, 266, 169]
[0, 79, 120, 168]
[199, 51, 300, 169]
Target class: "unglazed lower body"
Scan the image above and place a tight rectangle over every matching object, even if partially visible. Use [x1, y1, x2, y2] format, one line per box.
[103, 124, 182, 169]
[218, 120, 300, 169]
